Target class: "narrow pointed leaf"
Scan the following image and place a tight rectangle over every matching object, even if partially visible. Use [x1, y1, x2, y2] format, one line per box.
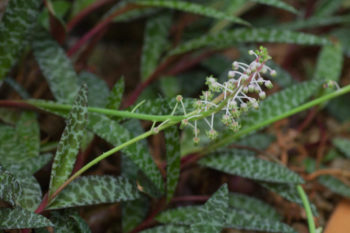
[134, 0, 249, 26]
[262, 182, 318, 215]
[122, 197, 149, 233]
[106, 78, 125, 110]
[33, 27, 79, 103]
[6, 153, 52, 177]
[169, 29, 330, 56]
[251, 0, 297, 13]
[141, 14, 172, 80]
[0, 124, 28, 164]
[0, 166, 21, 206]
[0, 207, 53, 229]
[228, 192, 281, 220]
[314, 0, 342, 17]
[165, 126, 181, 202]
[215, 80, 321, 148]
[16, 176, 42, 211]
[44, 210, 91, 233]
[88, 113, 164, 195]
[199, 149, 304, 183]
[314, 44, 343, 82]
[332, 137, 350, 158]
[16, 112, 40, 159]
[156, 206, 202, 225]
[318, 175, 350, 198]
[140, 225, 190, 233]
[48, 176, 140, 209]
[225, 209, 296, 233]
[49, 86, 88, 197]
[0, 0, 41, 80]
[78, 71, 109, 107]
[276, 15, 350, 30]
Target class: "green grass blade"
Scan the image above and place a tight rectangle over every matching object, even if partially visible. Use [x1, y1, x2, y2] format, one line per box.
[0, 0, 41, 80]
[32, 27, 79, 103]
[49, 85, 88, 197]
[251, 0, 297, 13]
[141, 14, 172, 80]
[134, 0, 249, 26]
[0, 207, 53, 229]
[199, 149, 304, 184]
[168, 28, 330, 56]
[164, 126, 181, 202]
[48, 176, 140, 209]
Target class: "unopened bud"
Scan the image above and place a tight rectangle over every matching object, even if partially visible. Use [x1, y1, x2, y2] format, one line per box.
[176, 95, 183, 102]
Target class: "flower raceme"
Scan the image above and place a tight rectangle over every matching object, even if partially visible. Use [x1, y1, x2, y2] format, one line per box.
[175, 46, 277, 144]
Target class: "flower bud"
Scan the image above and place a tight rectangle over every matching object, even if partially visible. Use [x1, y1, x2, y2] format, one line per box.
[228, 71, 235, 78]
[259, 91, 266, 99]
[206, 129, 218, 140]
[270, 70, 277, 77]
[176, 95, 183, 102]
[241, 103, 248, 112]
[232, 61, 239, 70]
[265, 80, 273, 89]
[193, 137, 200, 145]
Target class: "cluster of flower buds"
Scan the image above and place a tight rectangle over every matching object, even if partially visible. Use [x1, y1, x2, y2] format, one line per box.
[177, 46, 276, 144]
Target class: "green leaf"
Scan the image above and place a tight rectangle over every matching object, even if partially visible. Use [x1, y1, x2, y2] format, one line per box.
[6, 153, 52, 177]
[88, 113, 164, 195]
[168, 29, 330, 56]
[46, 210, 91, 233]
[332, 137, 350, 158]
[214, 80, 321, 148]
[33, 27, 79, 103]
[318, 175, 350, 197]
[156, 206, 201, 225]
[236, 133, 275, 150]
[141, 14, 172, 80]
[0, 0, 41, 80]
[106, 78, 125, 110]
[122, 197, 149, 233]
[314, 44, 343, 82]
[16, 176, 42, 211]
[4, 77, 30, 99]
[140, 225, 190, 233]
[164, 126, 181, 202]
[49, 85, 88, 197]
[16, 112, 40, 159]
[199, 149, 304, 183]
[228, 192, 281, 220]
[0, 124, 28, 164]
[313, 0, 343, 17]
[134, 0, 249, 26]
[71, 0, 95, 18]
[48, 176, 140, 209]
[225, 209, 296, 233]
[251, 0, 297, 13]
[78, 71, 109, 107]
[261, 182, 318, 215]
[0, 165, 21, 206]
[0, 207, 53, 229]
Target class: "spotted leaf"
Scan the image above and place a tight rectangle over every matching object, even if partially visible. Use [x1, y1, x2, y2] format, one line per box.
[0, 165, 21, 206]
[48, 176, 140, 209]
[251, 0, 297, 13]
[48, 85, 88, 197]
[318, 175, 350, 198]
[16, 176, 42, 211]
[106, 78, 125, 110]
[332, 137, 350, 158]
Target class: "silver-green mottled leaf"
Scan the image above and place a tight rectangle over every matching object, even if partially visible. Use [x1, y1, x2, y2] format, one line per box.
[318, 175, 350, 197]
[0, 207, 53, 229]
[313, 0, 343, 17]
[48, 176, 140, 209]
[122, 196, 149, 233]
[140, 225, 190, 233]
[199, 149, 304, 183]
[16, 176, 42, 211]
[225, 209, 296, 233]
[6, 153, 52, 177]
[134, 0, 249, 26]
[49, 85, 88, 197]
[0, 0, 41, 80]
[16, 111, 40, 159]
[47, 210, 91, 233]
[228, 192, 281, 220]
[236, 133, 275, 150]
[106, 78, 125, 110]
[0, 124, 28, 164]
[0, 165, 21, 206]
[262, 182, 318, 215]
[314, 44, 343, 82]
[165, 126, 181, 202]
[156, 205, 201, 225]
[251, 0, 297, 13]
[78, 71, 109, 107]
[169, 29, 330, 56]
[88, 113, 164, 195]
[32, 27, 79, 103]
[141, 14, 172, 80]
[332, 137, 350, 158]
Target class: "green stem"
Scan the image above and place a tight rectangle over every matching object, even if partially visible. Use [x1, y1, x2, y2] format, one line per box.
[27, 100, 184, 122]
[297, 185, 316, 233]
[204, 84, 350, 153]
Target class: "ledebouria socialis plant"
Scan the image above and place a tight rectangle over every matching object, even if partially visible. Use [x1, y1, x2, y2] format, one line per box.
[173, 46, 277, 144]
